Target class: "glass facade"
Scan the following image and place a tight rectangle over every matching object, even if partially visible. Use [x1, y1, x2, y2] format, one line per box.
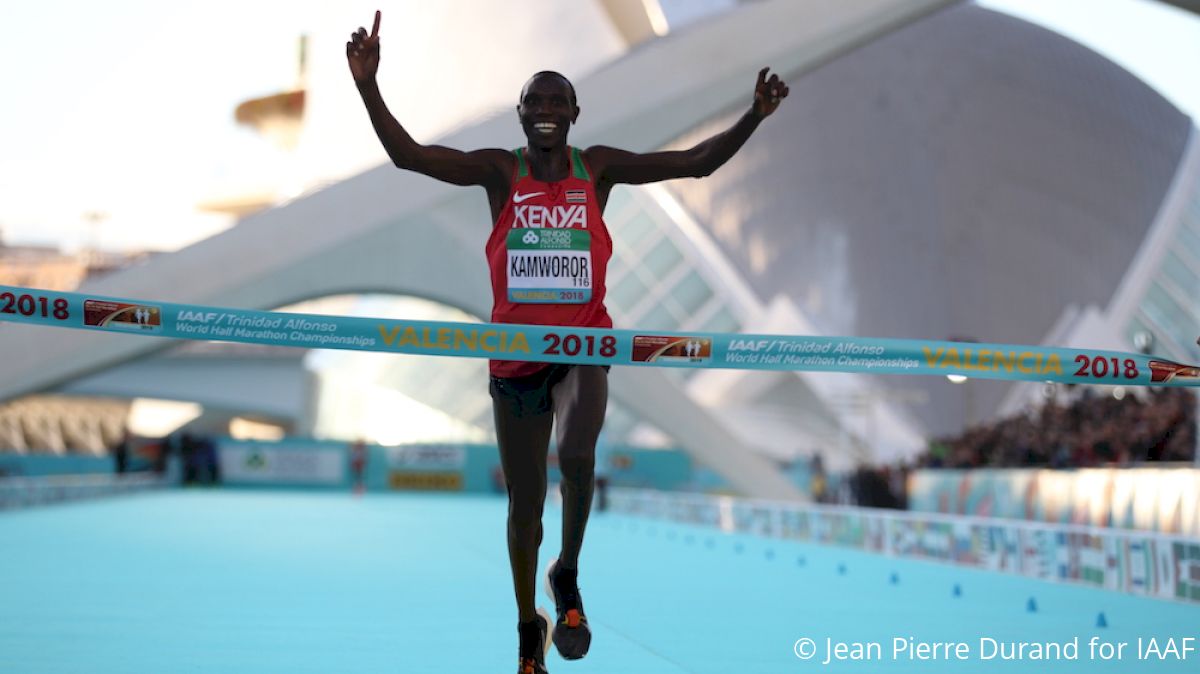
[1127, 176, 1200, 363]
[604, 188, 743, 336]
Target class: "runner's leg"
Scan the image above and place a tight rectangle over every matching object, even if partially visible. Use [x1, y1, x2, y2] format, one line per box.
[552, 365, 608, 569]
[493, 386, 554, 622]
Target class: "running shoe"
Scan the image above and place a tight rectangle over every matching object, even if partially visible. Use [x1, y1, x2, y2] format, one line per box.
[544, 559, 592, 660]
[517, 608, 553, 674]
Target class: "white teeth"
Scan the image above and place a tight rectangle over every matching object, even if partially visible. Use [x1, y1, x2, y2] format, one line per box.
[534, 123, 556, 133]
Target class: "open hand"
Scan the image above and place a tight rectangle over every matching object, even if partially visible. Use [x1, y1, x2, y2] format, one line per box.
[752, 67, 789, 118]
[346, 11, 382, 83]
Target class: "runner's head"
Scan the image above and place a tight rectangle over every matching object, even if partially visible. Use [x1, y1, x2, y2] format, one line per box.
[518, 71, 578, 150]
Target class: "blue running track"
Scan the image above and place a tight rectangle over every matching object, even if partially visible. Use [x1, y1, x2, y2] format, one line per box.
[2, 491, 1197, 673]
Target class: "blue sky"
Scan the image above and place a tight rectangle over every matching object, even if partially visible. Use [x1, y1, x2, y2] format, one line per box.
[0, 0, 1197, 253]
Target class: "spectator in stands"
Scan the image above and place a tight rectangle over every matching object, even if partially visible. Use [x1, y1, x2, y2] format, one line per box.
[180, 433, 197, 484]
[349, 439, 367, 494]
[809, 454, 829, 503]
[113, 430, 130, 474]
[594, 475, 609, 513]
[199, 435, 220, 485]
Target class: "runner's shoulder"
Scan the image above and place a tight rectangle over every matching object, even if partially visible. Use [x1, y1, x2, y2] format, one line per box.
[473, 147, 518, 169]
[468, 147, 517, 187]
[580, 145, 628, 182]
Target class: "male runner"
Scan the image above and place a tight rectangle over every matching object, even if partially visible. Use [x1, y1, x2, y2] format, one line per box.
[347, 11, 788, 673]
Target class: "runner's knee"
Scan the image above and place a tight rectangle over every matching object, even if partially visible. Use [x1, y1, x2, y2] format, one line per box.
[558, 451, 595, 486]
[507, 482, 548, 520]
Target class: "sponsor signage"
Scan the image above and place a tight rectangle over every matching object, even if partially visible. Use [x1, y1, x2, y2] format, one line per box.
[220, 442, 345, 485]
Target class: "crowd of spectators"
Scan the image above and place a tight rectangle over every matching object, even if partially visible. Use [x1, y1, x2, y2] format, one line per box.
[921, 387, 1196, 469]
[825, 386, 1197, 510]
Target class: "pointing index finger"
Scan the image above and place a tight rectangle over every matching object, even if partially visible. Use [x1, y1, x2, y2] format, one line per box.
[371, 10, 381, 37]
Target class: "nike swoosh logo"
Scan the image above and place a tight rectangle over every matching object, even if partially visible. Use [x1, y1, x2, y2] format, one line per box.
[512, 191, 545, 204]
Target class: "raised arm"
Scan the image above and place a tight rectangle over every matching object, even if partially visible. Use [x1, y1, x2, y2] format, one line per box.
[586, 68, 789, 186]
[347, 11, 510, 190]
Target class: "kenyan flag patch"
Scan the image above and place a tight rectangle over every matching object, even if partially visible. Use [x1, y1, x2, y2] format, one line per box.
[566, 190, 586, 203]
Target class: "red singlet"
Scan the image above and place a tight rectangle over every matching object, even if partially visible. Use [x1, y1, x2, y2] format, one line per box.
[486, 146, 613, 378]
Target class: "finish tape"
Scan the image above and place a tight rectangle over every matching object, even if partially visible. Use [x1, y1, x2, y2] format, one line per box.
[1, 285, 1197, 387]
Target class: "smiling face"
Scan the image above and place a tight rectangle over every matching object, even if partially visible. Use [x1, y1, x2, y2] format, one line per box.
[517, 72, 579, 150]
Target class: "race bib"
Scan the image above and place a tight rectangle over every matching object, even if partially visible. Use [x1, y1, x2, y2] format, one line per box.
[506, 228, 592, 304]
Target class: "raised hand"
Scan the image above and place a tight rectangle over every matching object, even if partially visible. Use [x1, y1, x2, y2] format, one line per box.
[346, 11, 382, 83]
[752, 67, 789, 118]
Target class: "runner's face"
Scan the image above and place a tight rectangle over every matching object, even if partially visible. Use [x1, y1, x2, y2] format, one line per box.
[518, 75, 577, 149]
